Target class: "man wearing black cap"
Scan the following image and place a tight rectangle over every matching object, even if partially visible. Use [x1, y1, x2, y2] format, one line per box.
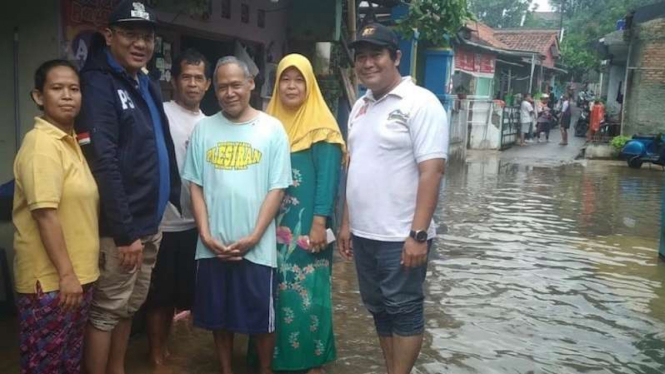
[75, 1, 180, 373]
[338, 23, 449, 374]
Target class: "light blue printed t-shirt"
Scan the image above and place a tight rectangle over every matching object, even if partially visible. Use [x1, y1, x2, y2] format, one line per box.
[181, 111, 292, 268]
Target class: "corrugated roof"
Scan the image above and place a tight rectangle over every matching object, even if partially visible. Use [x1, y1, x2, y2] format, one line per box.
[633, 1, 665, 24]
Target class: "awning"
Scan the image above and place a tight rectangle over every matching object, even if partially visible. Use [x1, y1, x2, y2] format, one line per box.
[544, 65, 568, 74]
[455, 69, 495, 79]
[496, 58, 525, 67]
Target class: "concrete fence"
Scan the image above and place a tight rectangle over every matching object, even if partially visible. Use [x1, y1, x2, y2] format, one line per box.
[448, 99, 507, 156]
[447, 100, 468, 162]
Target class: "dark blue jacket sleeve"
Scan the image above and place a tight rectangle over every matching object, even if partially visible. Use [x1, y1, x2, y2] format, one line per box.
[77, 72, 138, 246]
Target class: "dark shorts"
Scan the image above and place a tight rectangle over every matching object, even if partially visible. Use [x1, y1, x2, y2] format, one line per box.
[145, 229, 198, 310]
[193, 258, 276, 334]
[352, 235, 431, 337]
[561, 118, 571, 129]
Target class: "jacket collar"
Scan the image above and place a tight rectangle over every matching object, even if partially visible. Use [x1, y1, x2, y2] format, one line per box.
[83, 33, 150, 81]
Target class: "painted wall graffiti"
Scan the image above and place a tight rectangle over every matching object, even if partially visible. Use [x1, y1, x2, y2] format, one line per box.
[61, 0, 121, 67]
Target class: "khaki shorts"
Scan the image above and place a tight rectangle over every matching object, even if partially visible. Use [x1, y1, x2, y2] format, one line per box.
[89, 233, 161, 331]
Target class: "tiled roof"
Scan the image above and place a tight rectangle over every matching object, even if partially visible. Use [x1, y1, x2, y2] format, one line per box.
[493, 29, 559, 55]
[464, 20, 510, 49]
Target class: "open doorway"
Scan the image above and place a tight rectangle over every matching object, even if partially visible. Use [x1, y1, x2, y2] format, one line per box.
[181, 36, 234, 116]
[180, 35, 265, 116]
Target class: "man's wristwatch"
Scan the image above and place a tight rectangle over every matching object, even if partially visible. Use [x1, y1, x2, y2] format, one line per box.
[409, 230, 428, 243]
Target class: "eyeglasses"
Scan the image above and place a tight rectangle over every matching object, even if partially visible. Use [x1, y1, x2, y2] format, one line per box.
[112, 28, 155, 44]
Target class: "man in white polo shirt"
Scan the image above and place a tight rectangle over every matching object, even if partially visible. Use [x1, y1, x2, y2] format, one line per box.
[338, 23, 449, 374]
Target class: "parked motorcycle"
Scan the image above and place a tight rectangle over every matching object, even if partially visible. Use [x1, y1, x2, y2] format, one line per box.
[621, 134, 665, 169]
[576, 90, 595, 108]
[577, 91, 586, 107]
[575, 105, 589, 137]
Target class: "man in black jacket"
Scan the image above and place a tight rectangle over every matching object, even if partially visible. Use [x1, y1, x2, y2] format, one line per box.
[75, 1, 180, 373]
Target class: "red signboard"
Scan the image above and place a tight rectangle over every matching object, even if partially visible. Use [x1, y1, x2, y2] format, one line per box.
[455, 49, 476, 72]
[455, 48, 495, 75]
[478, 54, 495, 74]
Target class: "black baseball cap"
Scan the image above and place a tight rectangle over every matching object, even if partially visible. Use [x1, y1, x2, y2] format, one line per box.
[108, 0, 157, 26]
[349, 23, 399, 50]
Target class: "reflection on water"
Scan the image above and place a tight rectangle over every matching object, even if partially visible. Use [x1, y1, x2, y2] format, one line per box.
[2, 159, 664, 374]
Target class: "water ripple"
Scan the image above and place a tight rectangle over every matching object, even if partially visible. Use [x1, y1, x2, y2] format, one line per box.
[425, 161, 665, 373]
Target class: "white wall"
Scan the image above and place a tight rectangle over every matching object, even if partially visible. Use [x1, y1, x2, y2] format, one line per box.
[467, 100, 502, 150]
[448, 103, 468, 162]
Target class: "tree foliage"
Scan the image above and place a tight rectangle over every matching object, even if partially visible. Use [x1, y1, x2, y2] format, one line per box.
[468, 0, 534, 28]
[548, 0, 655, 79]
[396, 0, 475, 46]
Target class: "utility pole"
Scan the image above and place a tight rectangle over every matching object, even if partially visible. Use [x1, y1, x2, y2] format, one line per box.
[348, 0, 357, 90]
[559, 0, 565, 42]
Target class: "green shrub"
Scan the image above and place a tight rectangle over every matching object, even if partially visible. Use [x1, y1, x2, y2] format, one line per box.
[610, 135, 631, 151]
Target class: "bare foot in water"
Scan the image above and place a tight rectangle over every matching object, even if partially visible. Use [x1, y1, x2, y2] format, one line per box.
[149, 346, 170, 366]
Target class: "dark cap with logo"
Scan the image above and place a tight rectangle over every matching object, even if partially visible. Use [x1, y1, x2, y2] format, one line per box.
[108, 0, 157, 26]
[349, 23, 399, 50]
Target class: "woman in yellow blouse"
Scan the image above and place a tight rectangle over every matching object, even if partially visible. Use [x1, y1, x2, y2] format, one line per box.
[13, 59, 99, 373]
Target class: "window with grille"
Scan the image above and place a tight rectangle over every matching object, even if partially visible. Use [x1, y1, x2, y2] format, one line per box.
[241, 4, 249, 24]
[221, 0, 231, 19]
[258, 9, 265, 28]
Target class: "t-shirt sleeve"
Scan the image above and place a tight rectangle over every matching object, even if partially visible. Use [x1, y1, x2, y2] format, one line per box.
[181, 123, 203, 186]
[269, 124, 293, 190]
[17, 151, 63, 210]
[409, 95, 449, 163]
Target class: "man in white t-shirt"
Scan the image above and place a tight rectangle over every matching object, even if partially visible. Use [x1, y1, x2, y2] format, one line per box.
[338, 23, 449, 374]
[145, 48, 210, 366]
[519, 94, 535, 146]
[182, 56, 291, 374]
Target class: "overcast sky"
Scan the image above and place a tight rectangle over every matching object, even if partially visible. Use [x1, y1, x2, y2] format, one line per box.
[533, 0, 553, 12]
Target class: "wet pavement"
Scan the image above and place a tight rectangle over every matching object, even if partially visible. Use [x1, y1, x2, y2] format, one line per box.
[2, 135, 664, 374]
[501, 126, 585, 165]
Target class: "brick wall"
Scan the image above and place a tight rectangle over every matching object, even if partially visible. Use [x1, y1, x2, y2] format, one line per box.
[623, 17, 665, 136]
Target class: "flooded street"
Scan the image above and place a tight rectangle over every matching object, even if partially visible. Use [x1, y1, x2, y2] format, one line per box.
[417, 158, 664, 373]
[2, 154, 664, 374]
[331, 156, 665, 374]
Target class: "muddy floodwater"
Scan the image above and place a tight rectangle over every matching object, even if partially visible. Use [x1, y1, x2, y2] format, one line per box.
[1, 157, 664, 374]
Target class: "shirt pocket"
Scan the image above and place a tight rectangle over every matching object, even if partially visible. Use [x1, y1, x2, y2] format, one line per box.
[378, 119, 411, 150]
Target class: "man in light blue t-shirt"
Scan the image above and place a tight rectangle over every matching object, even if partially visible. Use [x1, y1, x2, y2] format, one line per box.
[182, 56, 292, 374]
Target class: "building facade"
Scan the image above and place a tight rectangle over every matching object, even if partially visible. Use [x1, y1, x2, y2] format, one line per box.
[600, 2, 665, 136]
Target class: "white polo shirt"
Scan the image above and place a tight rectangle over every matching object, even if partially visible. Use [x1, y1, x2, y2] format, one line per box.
[160, 101, 206, 232]
[346, 76, 449, 242]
